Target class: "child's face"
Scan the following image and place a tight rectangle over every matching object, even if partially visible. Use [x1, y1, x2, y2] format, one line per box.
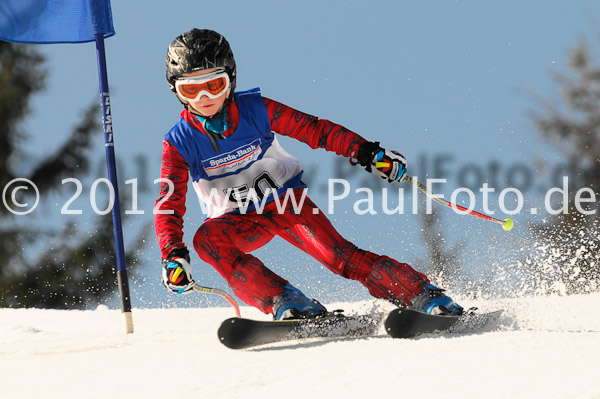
[179, 68, 229, 117]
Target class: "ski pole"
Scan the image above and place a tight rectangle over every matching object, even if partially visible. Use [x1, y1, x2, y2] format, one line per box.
[403, 176, 514, 231]
[193, 285, 241, 318]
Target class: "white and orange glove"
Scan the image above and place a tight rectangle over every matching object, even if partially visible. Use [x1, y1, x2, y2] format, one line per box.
[354, 141, 407, 183]
[162, 248, 195, 294]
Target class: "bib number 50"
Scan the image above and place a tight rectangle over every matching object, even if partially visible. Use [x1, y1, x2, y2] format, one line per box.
[227, 172, 279, 205]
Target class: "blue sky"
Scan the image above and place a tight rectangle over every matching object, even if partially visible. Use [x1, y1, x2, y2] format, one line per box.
[17, 0, 600, 307]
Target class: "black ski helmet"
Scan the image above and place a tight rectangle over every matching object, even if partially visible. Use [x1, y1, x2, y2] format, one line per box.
[166, 28, 237, 103]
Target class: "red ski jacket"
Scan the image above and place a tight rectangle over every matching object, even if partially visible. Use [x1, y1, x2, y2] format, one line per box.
[155, 96, 367, 260]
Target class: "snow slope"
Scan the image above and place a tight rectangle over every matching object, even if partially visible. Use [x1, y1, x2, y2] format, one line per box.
[1, 294, 599, 399]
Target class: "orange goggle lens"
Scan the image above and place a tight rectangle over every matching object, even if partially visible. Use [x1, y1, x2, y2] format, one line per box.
[175, 72, 230, 101]
[179, 77, 227, 97]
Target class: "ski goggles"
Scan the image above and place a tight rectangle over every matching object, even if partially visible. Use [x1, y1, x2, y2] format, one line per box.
[175, 70, 230, 102]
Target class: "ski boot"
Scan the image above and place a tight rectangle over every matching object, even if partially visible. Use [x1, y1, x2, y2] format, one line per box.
[273, 284, 328, 320]
[410, 283, 464, 316]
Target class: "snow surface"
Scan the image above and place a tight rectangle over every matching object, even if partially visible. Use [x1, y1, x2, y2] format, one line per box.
[1, 294, 600, 399]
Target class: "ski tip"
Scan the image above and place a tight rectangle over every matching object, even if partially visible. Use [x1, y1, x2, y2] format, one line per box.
[384, 308, 415, 338]
[218, 317, 252, 350]
[384, 308, 461, 339]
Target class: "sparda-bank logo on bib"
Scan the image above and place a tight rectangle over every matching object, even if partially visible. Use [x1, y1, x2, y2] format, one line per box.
[203, 139, 262, 175]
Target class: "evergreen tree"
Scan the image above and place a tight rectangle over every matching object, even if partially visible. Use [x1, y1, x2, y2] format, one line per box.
[0, 42, 142, 308]
[529, 39, 600, 294]
[418, 209, 466, 290]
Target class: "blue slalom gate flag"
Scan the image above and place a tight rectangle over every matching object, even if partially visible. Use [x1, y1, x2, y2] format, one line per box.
[0, 0, 114, 44]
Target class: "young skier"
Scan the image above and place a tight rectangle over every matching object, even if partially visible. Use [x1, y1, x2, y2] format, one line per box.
[155, 28, 463, 320]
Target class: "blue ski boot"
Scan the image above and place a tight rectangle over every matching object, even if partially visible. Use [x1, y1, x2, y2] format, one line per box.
[273, 284, 328, 320]
[410, 283, 464, 316]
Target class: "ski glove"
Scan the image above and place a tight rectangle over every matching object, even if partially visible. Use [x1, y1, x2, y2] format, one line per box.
[355, 141, 407, 183]
[162, 247, 195, 294]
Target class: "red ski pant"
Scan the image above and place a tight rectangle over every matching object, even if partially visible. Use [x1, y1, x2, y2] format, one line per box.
[193, 189, 429, 314]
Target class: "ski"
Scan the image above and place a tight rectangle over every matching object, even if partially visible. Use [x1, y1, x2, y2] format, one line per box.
[218, 308, 503, 349]
[218, 312, 383, 350]
[384, 308, 503, 338]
